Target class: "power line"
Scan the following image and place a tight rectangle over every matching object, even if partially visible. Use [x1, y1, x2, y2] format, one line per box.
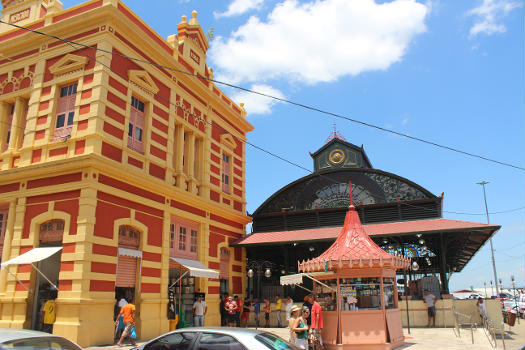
[401, 202, 525, 216]
[1, 19, 523, 171]
[2, 19, 524, 221]
[0, 26, 522, 217]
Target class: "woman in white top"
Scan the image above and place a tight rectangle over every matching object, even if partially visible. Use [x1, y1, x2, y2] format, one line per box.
[285, 296, 294, 321]
[288, 305, 300, 343]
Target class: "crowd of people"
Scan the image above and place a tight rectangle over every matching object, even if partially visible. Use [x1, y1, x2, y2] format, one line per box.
[218, 293, 324, 350]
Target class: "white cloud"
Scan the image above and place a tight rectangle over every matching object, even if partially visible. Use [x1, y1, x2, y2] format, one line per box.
[214, 0, 265, 18]
[209, 0, 429, 85]
[230, 84, 285, 116]
[467, 0, 521, 37]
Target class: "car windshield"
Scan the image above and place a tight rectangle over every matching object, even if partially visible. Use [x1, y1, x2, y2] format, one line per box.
[255, 333, 300, 350]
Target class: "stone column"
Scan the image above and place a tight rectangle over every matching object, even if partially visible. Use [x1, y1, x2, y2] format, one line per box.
[0, 200, 17, 294]
[0, 102, 10, 151]
[8, 97, 27, 150]
[186, 131, 196, 194]
[174, 124, 185, 189]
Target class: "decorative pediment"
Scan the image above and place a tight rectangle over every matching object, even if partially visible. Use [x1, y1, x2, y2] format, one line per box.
[48, 54, 88, 76]
[128, 70, 159, 94]
[220, 133, 237, 150]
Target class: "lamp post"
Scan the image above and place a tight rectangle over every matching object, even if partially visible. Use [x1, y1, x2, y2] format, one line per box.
[477, 181, 500, 298]
[246, 260, 273, 300]
[490, 280, 494, 297]
[404, 260, 419, 334]
[484, 282, 487, 298]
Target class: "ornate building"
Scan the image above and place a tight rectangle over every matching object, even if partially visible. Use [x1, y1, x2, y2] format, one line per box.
[234, 134, 500, 301]
[0, 0, 252, 346]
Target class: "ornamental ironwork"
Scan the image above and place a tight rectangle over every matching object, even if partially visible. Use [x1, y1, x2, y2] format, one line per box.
[254, 169, 434, 215]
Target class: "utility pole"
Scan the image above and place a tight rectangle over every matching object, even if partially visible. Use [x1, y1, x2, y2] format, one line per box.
[477, 181, 500, 297]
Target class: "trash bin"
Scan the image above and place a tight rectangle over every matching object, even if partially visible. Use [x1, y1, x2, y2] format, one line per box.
[509, 310, 517, 327]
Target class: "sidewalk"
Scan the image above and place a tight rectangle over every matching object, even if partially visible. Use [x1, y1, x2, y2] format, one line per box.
[85, 325, 525, 350]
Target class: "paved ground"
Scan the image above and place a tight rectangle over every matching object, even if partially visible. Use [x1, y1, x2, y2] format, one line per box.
[85, 323, 524, 350]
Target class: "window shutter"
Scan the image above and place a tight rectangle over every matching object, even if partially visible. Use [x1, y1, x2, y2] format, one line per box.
[222, 155, 230, 193]
[115, 256, 137, 287]
[219, 248, 230, 279]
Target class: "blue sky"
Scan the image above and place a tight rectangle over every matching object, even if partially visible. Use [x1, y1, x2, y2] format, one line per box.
[63, 0, 525, 291]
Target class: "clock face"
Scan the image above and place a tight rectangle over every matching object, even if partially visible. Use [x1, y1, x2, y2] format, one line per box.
[329, 149, 345, 165]
[308, 183, 376, 209]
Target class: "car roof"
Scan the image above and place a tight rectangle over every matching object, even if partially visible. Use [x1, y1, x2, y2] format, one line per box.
[0, 328, 63, 343]
[144, 327, 271, 345]
[173, 327, 266, 334]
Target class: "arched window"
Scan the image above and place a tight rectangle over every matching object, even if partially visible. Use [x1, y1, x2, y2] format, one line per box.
[116, 225, 141, 289]
[39, 219, 64, 243]
[118, 225, 140, 249]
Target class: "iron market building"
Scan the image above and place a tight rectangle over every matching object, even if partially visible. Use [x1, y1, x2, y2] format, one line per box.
[233, 132, 501, 301]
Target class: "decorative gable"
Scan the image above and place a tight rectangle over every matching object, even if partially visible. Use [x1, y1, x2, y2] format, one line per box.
[128, 70, 159, 94]
[220, 133, 237, 150]
[48, 54, 88, 76]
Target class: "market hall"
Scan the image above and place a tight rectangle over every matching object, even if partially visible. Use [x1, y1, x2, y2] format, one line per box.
[233, 133, 500, 303]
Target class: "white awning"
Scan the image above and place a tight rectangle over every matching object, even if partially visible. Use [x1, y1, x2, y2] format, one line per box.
[118, 247, 142, 258]
[280, 272, 337, 293]
[170, 257, 219, 279]
[281, 273, 305, 286]
[1, 247, 62, 267]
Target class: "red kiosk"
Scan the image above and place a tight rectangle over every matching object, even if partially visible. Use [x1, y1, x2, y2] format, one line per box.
[297, 182, 410, 350]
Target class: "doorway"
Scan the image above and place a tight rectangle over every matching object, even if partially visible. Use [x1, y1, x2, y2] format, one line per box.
[30, 219, 64, 332]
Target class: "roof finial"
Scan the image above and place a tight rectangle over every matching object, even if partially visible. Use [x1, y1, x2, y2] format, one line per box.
[348, 181, 354, 208]
[326, 122, 346, 143]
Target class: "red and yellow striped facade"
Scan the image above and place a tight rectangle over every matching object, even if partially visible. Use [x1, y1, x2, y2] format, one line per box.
[0, 0, 253, 346]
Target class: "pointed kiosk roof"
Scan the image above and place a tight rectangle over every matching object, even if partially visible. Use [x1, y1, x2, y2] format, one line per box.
[298, 182, 410, 273]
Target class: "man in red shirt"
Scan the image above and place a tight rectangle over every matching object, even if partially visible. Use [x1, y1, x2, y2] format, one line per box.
[309, 294, 324, 348]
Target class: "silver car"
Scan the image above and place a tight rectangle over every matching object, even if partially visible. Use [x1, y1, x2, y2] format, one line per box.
[0, 328, 82, 349]
[132, 327, 300, 350]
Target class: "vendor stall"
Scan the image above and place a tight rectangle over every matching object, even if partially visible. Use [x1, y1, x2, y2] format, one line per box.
[294, 182, 410, 350]
[168, 257, 219, 327]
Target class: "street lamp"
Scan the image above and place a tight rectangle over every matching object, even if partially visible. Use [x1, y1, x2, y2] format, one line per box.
[404, 259, 419, 335]
[484, 282, 487, 298]
[246, 260, 274, 299]
[477, 181, 500, 297]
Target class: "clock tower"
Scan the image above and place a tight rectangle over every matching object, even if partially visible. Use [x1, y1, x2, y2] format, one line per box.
[310, 132, 372, 172]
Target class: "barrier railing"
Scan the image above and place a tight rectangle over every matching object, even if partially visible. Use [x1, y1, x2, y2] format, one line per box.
[481, 314, 506, 349]
[452, 307, 475, 344]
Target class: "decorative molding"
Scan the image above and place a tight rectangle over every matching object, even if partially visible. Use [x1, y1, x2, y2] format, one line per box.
[128, 69, 159, 95]
[48, 54, 88, 76]
[0, 70, 34, 94]
[220, 134, 237, 150]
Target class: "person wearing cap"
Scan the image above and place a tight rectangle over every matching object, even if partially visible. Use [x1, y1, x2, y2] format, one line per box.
[288, 305, 300, 343]
[292, 306, 310, 349]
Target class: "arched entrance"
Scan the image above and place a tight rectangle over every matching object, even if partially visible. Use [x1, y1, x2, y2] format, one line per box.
[115, 225, 142, 334]
[30, 219, 64, 331]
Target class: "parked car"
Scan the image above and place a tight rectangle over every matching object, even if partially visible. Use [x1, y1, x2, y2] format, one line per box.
[132, 327, 300, 350]
[0, 329, 82, 349]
